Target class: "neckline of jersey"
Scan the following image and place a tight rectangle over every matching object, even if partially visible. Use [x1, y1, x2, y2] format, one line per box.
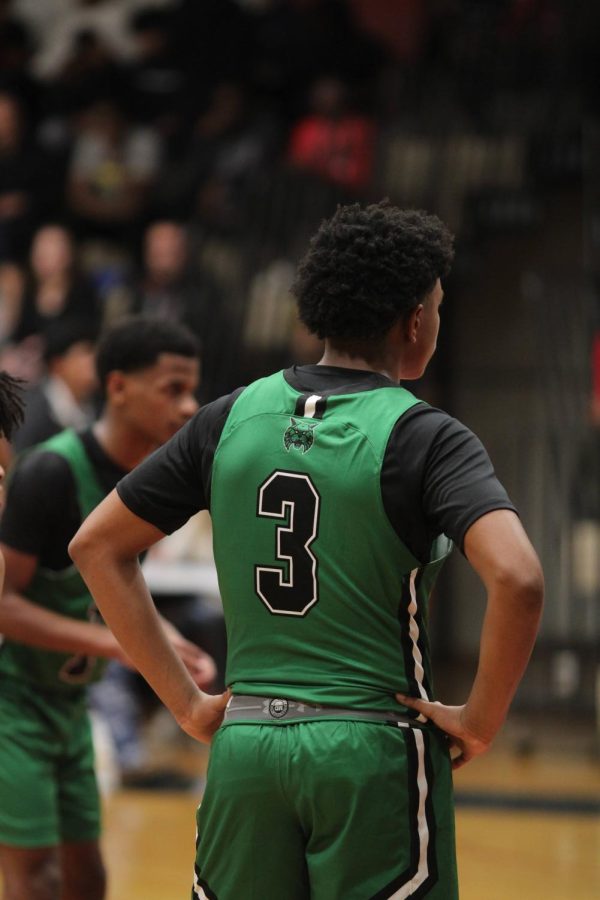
[283, 365, 401, 397]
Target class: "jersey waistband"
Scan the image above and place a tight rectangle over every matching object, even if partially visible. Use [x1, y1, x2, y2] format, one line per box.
[223, 694, 423, 728]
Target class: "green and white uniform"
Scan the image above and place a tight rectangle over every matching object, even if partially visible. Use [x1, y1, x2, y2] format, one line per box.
[0, 430, 110, 847]
[211, 373, 450, 712]
[118, 366, 516, 899]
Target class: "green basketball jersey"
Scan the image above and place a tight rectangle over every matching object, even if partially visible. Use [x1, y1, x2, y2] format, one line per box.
[210, 371, 452, 713]
[0, 429, 108, 692]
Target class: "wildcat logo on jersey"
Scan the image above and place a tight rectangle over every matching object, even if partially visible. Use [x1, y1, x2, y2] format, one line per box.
[283, 417, 317, 453]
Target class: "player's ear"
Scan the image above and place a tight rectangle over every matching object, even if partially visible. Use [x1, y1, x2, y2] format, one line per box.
[104, 370, 128, 406]
[403, 304, 423, 344]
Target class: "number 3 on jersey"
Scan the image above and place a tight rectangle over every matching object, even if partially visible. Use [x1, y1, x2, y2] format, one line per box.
[255, 470, 321, 616]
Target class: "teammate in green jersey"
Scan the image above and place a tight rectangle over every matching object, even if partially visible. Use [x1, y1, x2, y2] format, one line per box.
[71, 202, 544, 899]
[0, 318, 216, 900]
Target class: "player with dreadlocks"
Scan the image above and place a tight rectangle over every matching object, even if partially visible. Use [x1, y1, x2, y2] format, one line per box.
[0, 371, 24, 443]
[0, 320, 217, 900]
[0, 370, 24, 593]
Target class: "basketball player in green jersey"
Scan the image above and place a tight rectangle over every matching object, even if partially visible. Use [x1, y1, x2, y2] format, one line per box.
[0, 318, 216, 900]
[71, 202, 544, 899]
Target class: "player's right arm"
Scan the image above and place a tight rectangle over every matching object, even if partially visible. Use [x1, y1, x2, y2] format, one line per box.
[0, 449, 129, 662]
[69, 490, 230, 744]
[69, 402, 237, 743]
[0, 543, 130, 661]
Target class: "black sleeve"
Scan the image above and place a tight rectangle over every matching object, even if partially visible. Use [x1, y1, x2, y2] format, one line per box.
[116, 389, 244, 534]
[382, 405, 517, 563]
[0, 450, 80, 568]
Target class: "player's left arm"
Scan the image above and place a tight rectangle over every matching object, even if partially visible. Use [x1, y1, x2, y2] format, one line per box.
[394, 412, 543, 767]
[399, 509, 543, 767]
[69, 489, 229, 744]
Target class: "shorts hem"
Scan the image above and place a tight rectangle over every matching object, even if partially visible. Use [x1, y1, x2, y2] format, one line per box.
[0, 827, 100, 849]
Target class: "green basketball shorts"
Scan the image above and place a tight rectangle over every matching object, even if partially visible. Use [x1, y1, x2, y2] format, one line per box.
[193, 719, 457, 899]
[0, 678, 101, 848]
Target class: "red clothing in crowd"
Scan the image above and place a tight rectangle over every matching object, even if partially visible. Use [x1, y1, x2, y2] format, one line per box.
[287, 115, 375, 191]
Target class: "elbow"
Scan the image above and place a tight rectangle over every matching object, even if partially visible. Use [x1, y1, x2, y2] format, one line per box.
[68, 524, 93, 568]
[495, 558, 545, 617]
[518, 567, 544, 618]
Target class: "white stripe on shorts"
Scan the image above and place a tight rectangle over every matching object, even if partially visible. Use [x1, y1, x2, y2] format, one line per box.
[390, 728, 430, 899]
[192, 874, 209, 900]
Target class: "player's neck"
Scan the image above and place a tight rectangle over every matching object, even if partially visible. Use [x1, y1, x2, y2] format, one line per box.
[318, 342, 401, 383]
[92, 415, 158, 472]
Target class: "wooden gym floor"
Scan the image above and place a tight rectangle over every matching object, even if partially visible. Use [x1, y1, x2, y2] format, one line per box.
[101, 740, 600, 900]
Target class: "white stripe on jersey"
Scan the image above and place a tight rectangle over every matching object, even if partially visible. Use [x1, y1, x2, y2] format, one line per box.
[192, 875, 210, 899]
[390, 728, 430, 899]
[303, 395, 322, 418]
[408, 568, 429, 724]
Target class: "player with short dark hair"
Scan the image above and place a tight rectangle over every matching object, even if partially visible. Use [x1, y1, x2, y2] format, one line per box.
[95, 314, 200, 395]
[71, 202, 543, 899]
[0, 316, 215, 900]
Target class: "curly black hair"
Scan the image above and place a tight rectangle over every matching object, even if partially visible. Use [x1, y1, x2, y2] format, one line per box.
[0, 372, 25, 441]
[292, 201, 454, 341]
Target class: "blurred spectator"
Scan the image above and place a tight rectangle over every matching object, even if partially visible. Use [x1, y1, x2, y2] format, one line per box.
[293, 0, 387, 95]
[246, 0, 385, 122]
[9, 223, 101, 345]
[12, 317, 97, 452]
[127, 220, 232, 401]
[9, 0, 71, 45]
[24, 0, 175, 80]
[287, 76, 375, 192]
[48, 28, 123, 117]
[0, 1, 40, 122]
[242, 253, 322, 382]
[170, 0, 249, 107]
[350, 0, 428, 65]
[592, 332, 600, 424]
[151, 81, 278, 228]
[0, 91, 51, 261]
[66, 98, 161, 243]
[124, 6, 187, 142]
[0, 260, 24, 343]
